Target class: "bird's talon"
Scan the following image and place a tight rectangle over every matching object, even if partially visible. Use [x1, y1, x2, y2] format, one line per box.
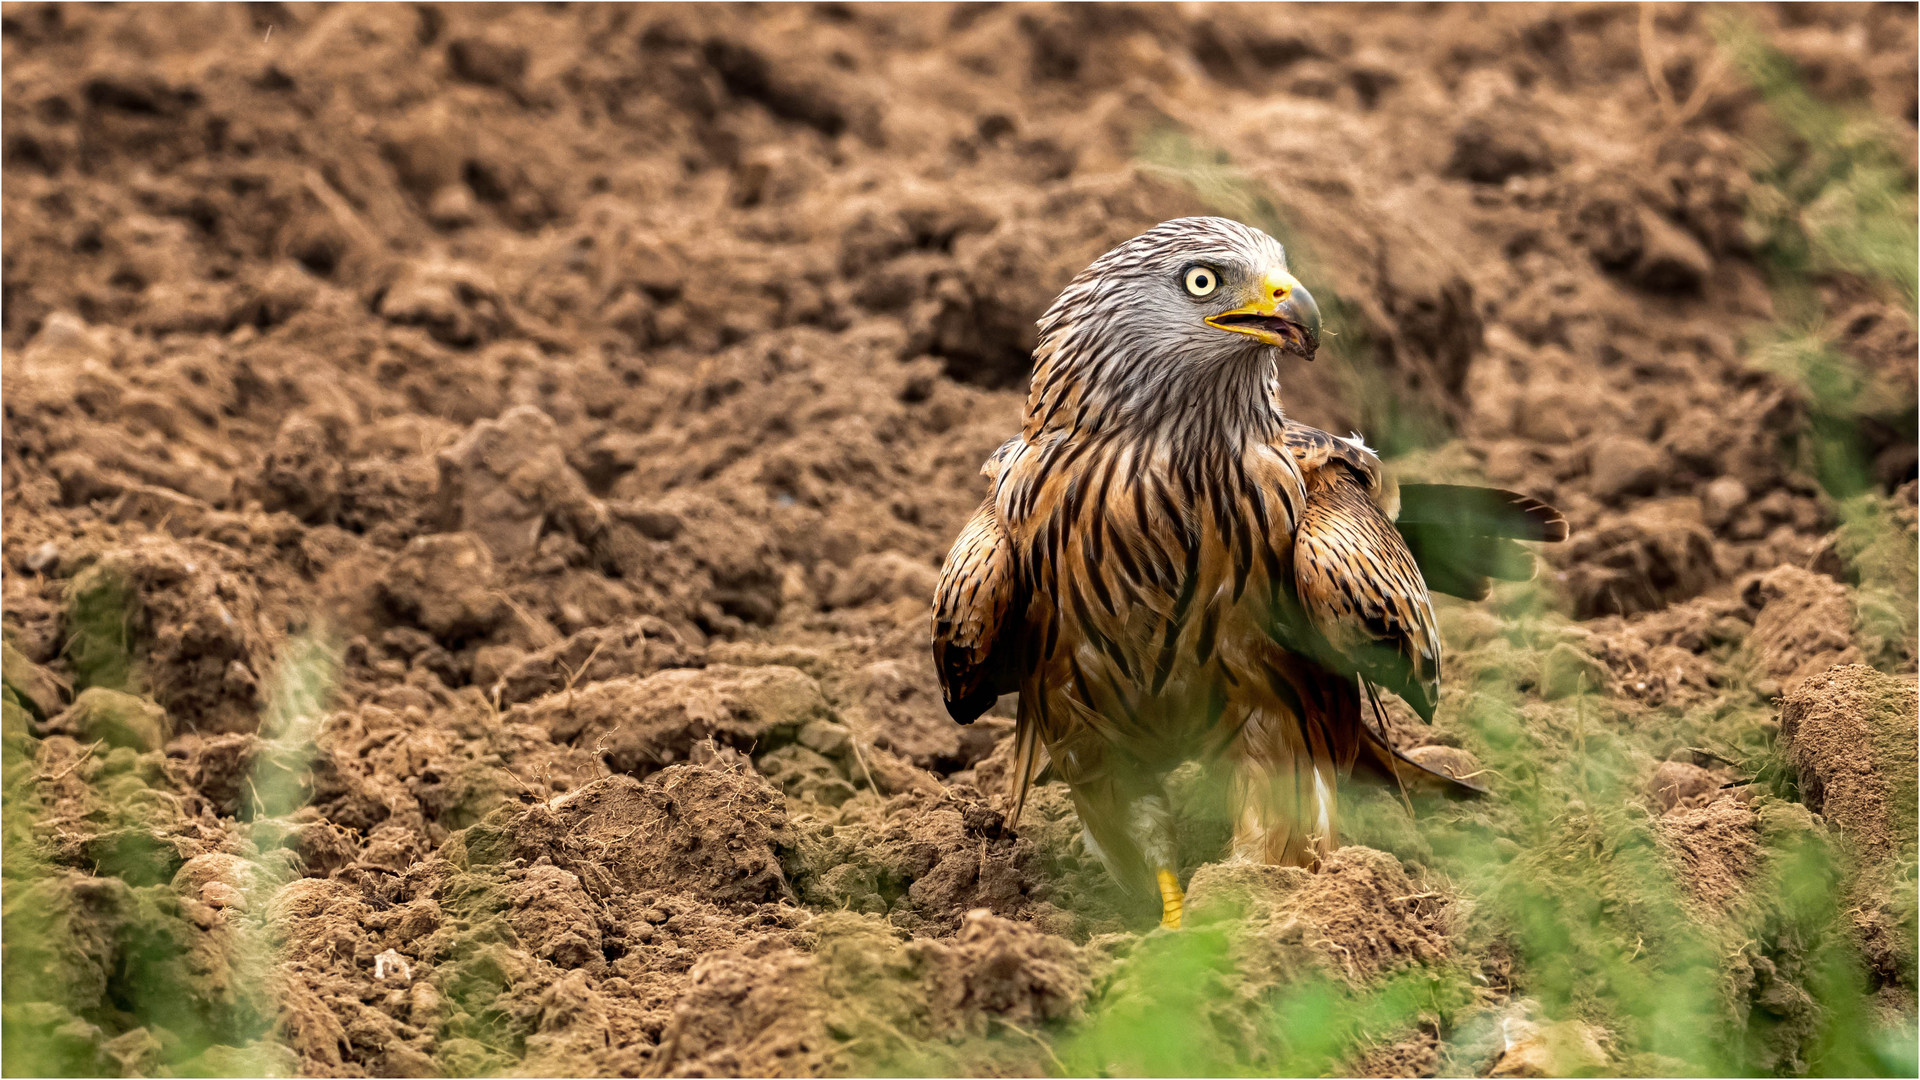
[1156, 868, 1184, 930]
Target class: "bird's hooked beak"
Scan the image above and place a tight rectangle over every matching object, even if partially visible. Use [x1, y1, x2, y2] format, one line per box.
[1205, 267, 1321, 360]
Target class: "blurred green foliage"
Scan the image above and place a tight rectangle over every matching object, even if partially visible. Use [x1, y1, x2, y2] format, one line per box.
[248, 629, 339, 822]
[62, 566, 138, 697]
[2, 629, 338, 1076]
[1720, 15, 1919, 313]
[1056, 925, 1472, 1077]
[1722, 12, 1919, 686]
[1045, 600, 1906, 1075]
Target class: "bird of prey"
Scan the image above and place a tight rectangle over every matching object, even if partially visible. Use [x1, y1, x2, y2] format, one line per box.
[931, 217, 1566, 928]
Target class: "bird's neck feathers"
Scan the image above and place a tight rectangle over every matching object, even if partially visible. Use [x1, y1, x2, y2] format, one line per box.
[1023, 316, 1286, 452]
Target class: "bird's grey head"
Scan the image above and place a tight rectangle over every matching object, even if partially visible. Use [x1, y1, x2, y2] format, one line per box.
[1028, 217, 1321, 435]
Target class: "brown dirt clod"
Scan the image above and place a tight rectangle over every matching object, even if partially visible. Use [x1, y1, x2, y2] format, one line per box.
[1779, 664, 1919, 861]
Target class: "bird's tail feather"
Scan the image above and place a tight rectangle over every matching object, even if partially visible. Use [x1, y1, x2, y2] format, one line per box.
[1006, 716, 1046, 827]
[1352, 678, 1488, 796]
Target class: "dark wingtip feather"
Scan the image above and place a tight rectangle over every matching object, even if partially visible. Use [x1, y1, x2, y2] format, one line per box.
[1516, 494, 1570, 542]
[1395, 484, 1566, 599]
[1397, 484, 1569, 543]
[942, 685, 996, 724]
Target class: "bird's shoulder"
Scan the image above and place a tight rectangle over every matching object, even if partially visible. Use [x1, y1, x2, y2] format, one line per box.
[981, 435, 1023, 482]
[1280, 423, 1391, 506]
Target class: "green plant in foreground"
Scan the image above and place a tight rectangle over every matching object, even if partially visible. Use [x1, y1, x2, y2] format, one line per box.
[1055, 923, 1472, 1078]
[1718, 14, 1920, 314]
[61, 565, 138, 697]
[1, 625, 340, 1077]
[1042, 592, 1904, 1076]
[1724, 11, 1917, 663]
[247, 627, 340, 822]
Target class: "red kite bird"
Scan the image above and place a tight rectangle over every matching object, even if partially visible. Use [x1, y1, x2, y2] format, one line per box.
[932, 218, 1566, 928]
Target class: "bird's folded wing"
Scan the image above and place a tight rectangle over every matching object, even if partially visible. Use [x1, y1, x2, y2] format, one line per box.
[1393, 483, 1569, 601]
[1293, 474, 1443, 723]
[932, 498, 1020, 724]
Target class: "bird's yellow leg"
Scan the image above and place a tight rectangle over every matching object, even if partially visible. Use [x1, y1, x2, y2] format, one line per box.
[1156, 868, 1185, 930]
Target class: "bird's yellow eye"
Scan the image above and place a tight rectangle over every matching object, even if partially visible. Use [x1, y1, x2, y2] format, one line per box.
[1184, 266, 1218, 297]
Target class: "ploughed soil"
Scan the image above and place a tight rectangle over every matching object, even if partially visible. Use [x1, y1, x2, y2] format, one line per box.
[2, 3, 1915, 1077]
